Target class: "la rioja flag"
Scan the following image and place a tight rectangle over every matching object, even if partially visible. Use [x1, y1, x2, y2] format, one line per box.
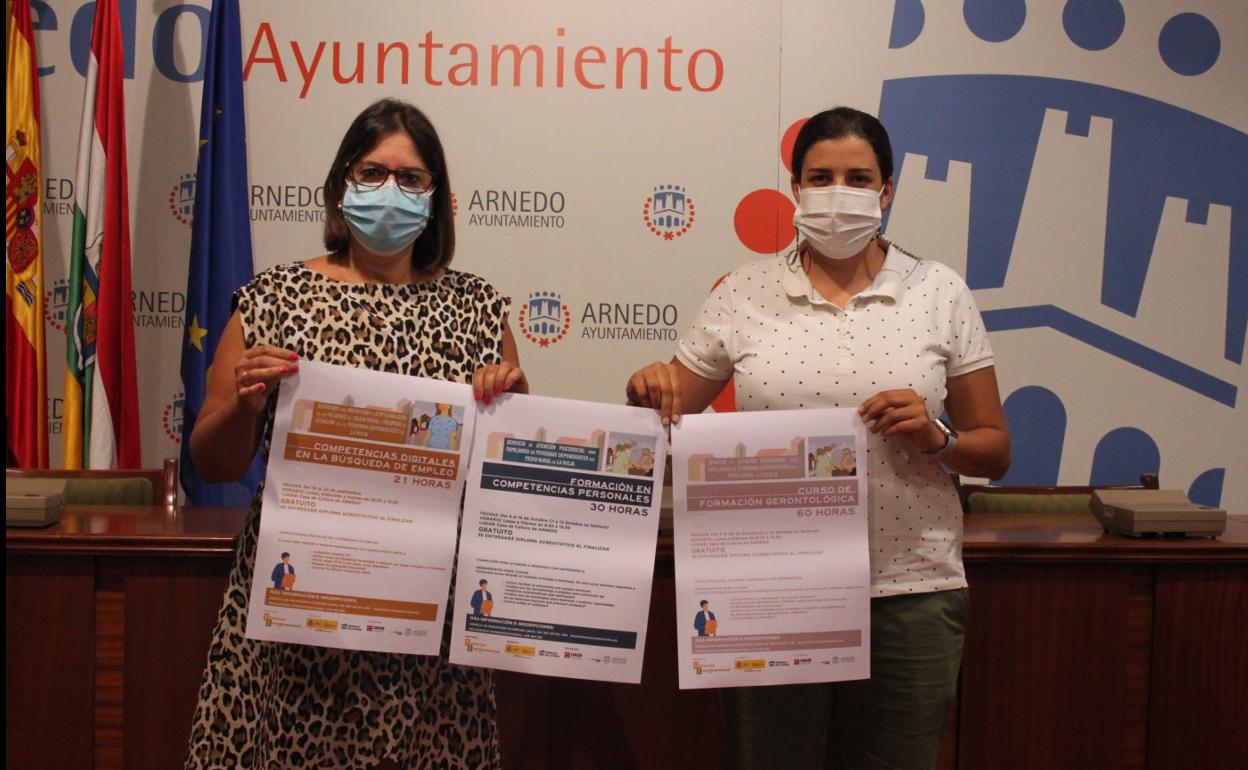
[63, 0, 140, 469]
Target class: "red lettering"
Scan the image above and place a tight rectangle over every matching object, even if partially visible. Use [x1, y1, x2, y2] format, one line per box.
[244, 22, 286, 82]
[419, 31, 443, 86]
[448, 43, 478, 86]
[688, 48, 723, 92]
[659, 36, 682, 91]
[615, 47, 647, 90]
[333, 42, 365, 84]
[555, 27, 566, 88]
[377, 42, 409, 85]
[240, 27, 722, 95]
[291, 39, 326, 99]
[575, 45, 605, 90]
[491, 44, 544, 87]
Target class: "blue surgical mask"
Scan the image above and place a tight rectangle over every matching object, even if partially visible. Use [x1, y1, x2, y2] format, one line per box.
[341, 181, 432, 257]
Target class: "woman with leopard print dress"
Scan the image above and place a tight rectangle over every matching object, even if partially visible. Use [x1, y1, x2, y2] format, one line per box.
[184, 99, 527, 769]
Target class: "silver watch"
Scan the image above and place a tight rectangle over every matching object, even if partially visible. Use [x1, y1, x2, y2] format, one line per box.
[925, 418, 958, 457]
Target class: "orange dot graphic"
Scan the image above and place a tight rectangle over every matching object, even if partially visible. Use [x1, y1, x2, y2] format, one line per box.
[780, 118, 808, 176]
[733, 189, 795, 254]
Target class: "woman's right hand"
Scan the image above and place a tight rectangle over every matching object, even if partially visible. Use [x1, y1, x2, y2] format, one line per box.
[231, 345, 300, 414]
[626, 361, 685, 426]
[192, 312, 298, 483]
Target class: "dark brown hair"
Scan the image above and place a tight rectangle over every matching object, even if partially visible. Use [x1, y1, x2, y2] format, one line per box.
[790, 107, 894, 181]
[322, 99, 454, 270]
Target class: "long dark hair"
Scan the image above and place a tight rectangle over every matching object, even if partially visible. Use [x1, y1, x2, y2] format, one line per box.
[322, 98, 455, 270]
[790, 107, 894, 181]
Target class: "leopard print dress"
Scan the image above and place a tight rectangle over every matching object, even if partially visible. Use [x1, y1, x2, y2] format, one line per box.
[185, 263, 508, 770]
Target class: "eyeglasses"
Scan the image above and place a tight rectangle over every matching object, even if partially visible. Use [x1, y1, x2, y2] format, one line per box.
[348, 161, 435, 195]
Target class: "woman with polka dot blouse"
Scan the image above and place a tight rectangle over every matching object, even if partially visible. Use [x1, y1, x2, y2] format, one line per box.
[626, 107, 1010, 770]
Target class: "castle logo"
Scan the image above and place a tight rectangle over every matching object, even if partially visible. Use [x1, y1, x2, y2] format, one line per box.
[644, 184, 695, 240]
[169, 173, 195, 226]
[44, 278, 70, 333]
[518, 291, 571, 347]
[163, 392, 185, 443]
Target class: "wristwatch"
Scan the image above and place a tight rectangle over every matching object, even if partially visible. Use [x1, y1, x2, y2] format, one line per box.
[925, 418, 958, 457]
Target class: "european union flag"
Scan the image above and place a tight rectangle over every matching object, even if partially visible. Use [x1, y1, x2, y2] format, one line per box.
[179, 0, 262, 505]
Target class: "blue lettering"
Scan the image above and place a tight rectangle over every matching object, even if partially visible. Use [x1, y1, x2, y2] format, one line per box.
[152, 4, 208, 83]
[31, 1, 57, 76]
[70, 0, 137, 79]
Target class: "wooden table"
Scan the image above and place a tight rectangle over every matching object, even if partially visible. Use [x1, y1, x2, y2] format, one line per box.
[7, 508, 1246, 770]
[954, 513, 1247, 770]
[6, 505, 248, 770]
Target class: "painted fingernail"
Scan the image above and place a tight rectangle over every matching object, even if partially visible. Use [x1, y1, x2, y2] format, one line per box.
[257, 383, 266, 391]
[290, 364, 299, 373]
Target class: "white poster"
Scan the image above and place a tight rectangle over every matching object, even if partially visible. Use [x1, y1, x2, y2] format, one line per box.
[450, 393, 666, 683]
[673, 408, 870, 689]
[244, 361, 474, 655]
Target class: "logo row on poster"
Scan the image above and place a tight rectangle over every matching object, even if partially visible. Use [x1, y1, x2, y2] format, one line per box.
[42, 280, 683, 349]
[40, 175, 697, 240]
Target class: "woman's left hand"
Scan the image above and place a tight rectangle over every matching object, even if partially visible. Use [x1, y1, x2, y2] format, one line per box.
[858, 389, 946, 453]
[472, 362, 529, 403]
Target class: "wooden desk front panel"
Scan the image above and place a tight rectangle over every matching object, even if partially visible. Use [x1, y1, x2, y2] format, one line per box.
[957, 563, 1147, 770]
[5, 553, 230, 770]
[1148, 564, 1248, 770]
[8, 511, 1246, 769]
[6, 557, 96, 770]
[122, 558, 232, 769]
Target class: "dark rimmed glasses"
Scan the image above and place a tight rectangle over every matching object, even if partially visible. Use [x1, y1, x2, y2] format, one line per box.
[348, 161, 435, 195]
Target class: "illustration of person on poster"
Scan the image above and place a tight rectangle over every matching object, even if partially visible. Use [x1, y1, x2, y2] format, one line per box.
[271, 552, 296, 590]
[471, 580, 495, 616]
[427, 403, 460, 450]
[694, 600, 717, 636]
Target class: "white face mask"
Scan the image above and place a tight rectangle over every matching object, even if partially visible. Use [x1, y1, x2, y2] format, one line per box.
[793, 186, 882, 260]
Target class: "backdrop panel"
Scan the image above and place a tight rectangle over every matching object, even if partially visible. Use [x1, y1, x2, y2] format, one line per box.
[30, 0, 1246, 511]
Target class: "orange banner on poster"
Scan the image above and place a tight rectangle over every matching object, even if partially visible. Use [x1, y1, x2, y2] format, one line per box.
[282, 432, 459, 478]
[265, 588, 438, 621]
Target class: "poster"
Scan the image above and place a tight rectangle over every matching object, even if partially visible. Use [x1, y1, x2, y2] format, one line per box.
[244, 361, 474, 655]
[672, 408, 870, 688]
[450, 393, 667, 683]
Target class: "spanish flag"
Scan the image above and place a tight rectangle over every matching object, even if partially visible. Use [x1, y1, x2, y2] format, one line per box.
[5, 0, 48, 468]
[63, 0, 140, 469]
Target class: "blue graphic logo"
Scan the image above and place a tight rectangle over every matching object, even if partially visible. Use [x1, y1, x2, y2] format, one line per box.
[169, 173, 195, 227]
[518, 291, 571, 348]
[43, 278, 70, 333]
[878, 2, 1242, 505]
[644, 184, 696, 240]
[163, 392, 185, 443]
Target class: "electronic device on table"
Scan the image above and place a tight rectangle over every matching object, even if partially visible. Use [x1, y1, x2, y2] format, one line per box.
[6, 478, 67, 528]
[1091, 489, 1226, 538]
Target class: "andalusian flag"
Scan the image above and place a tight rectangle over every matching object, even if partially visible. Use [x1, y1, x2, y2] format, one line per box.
[63, 0, 140, 469]
[180, 0, 261, 504]
[6, 0, 48, 468]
